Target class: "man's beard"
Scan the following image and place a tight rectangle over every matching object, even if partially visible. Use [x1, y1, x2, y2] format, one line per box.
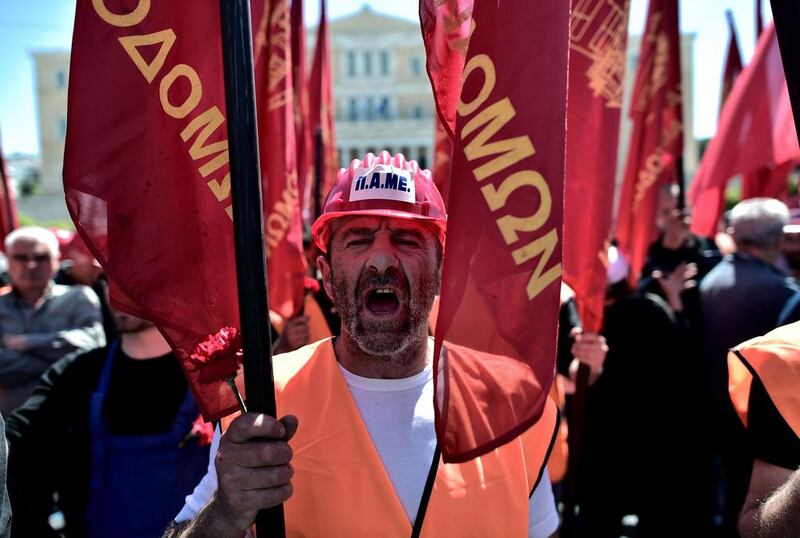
[331, 266, 438, 359]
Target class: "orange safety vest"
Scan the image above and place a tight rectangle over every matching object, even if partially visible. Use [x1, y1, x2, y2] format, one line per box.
[727, 321, 800, 437]
[223, 339, 558, 537]
[270, 294, 334, 344]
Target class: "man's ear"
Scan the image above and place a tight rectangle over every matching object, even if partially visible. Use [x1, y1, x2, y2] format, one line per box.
[318, 254, 335, 301]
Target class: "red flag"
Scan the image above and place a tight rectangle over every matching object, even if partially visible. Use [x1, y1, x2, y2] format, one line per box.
[252, 0, 306, 319]
[291, 0, 313, 223]
[422, 0, 569, 462]
[64, 1, 252, 420]
[564, 0, 630, 332]
[615, 0, 683, 279]
[0, 132, 19, 243]
[419, 0, 474, 138]
[432, 115, 453, 208]
[689, 25, 800, 237]
[308, 0, 337, 211]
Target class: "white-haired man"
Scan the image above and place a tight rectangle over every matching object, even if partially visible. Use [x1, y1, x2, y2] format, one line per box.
[699, 198, 800, 534]
[0, 227, 104, 413]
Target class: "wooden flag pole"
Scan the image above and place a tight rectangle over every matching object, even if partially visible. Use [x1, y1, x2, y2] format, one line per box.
[218, 1, 285, 536]
[770, 0, 800, 143]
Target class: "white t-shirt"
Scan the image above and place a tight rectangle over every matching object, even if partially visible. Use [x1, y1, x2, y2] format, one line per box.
[176, 349, 559, 537]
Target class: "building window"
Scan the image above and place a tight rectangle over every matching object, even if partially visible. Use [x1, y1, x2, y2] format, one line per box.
[412, 104, 424, 120]
[410, 56, 423, 76]
[348, 98, 358, 121]
[365, 97, 375, 120]
[55, 70, 67, 89]
[56, 117, 67, 139]
[417, 146, 428, 169]
[350, 148, 360, 161]
[364, 51, 373, 76]
[380, 51, 390, 75]
[346, 51, 356, 77]
[378, 97, 390, 120]
[401, 146, 411, 158]
[366, 147, 377, 156]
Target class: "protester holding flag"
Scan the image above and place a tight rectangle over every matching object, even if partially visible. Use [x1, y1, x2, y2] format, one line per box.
[6, 297, 211, 538]
[727, 322, 800, 537]
[165, 153, 560, 538]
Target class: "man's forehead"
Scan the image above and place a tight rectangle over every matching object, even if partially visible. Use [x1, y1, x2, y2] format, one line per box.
[333, 216, 435, 237]
[10, 239, 48, 251]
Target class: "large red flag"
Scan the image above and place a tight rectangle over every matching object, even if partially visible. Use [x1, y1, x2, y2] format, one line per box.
[291, 0, 313, 223]
[253, 0, 306, 319]
[308, 0, 337, 211]
[64, 1, 253, 420]
[0, 132, 19, 243]
[690, 24, 800, 237]
[564, 0, 630, 333]
[432, 116, 453, 208]
[616, 0, 683, 279]
[422, 0, 569, 462]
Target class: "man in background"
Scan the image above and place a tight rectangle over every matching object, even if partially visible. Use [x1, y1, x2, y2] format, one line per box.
[0, 227, 104, 414]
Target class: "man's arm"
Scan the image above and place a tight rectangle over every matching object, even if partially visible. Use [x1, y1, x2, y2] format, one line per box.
[6, 352, 90, 538]
[24, 287, 105, 362]
[163, 413, 298, 538]
[739, 460, 800, 537]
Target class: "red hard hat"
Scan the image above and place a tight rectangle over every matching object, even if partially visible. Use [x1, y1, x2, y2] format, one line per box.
[311, 151, 447, 253]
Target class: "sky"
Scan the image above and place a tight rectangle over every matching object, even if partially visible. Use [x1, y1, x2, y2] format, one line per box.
[0, 0, 774, 156]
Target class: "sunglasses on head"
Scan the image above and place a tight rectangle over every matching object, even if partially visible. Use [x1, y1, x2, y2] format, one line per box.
[11, 253, 52, 263]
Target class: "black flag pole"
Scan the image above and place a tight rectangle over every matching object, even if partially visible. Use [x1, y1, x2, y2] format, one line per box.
[314, 125, 324, 220]
[770, 0, 800, 143]
[218, 1, 285, 537]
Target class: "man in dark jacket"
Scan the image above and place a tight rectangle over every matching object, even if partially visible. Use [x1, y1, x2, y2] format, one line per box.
[699, 197, 799, 534]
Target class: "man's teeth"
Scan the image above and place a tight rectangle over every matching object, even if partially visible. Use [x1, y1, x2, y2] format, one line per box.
[375, 288, 394, 295]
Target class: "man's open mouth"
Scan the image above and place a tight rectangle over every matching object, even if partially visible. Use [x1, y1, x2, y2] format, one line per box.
[365, 287, 401, 316]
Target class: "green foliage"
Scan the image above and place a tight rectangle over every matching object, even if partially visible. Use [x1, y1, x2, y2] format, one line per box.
[16, 211, 74, 231]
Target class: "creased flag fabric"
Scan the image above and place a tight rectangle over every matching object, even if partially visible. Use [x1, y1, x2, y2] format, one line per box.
[64, 0, 251, 421]
[308, 0, 337, 213]
[615, 0, 683, 278]
[0, 133, 19, 243]
[253, 0, 306, 319]
[422, 0, 569, 462]
[564, 0, 630, 332]
[432, 115, 453, 209]
[291, 0, 313, 223]
[690, 25, 800, 238]
[419, 0, 473, 138]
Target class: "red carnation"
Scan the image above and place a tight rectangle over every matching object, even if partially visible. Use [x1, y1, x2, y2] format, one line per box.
[304, 276, 321, 294]
[187, 326, 243, 384]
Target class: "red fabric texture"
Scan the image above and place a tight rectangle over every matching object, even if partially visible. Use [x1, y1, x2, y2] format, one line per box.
[419, 0, 473, 138]
[689, 24, 800, 237]
[0, 134, 19, 242]
[616, 0, 683, 278]
[422, 0, 568, 462]
[432, 116, 453, 209]
[564, 0, 630, 332]
[291, 0, 313, 223]
[253, 0, 306, 319]
[63, 0, 246, 420]
[308, 0, 337, 212]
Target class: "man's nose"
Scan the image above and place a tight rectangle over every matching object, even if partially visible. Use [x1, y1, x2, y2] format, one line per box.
[366, 235, 399, 274]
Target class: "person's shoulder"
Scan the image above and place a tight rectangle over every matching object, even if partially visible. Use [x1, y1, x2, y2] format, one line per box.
[52, 283, 100, 305]
[273, 338, 334, 388]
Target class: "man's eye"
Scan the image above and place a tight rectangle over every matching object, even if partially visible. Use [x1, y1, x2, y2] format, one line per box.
[395, 237, 420, 247]
[346, 238, 371, 247]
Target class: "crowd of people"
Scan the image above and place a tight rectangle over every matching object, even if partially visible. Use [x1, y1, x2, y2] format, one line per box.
[0, 153, 794, 537]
